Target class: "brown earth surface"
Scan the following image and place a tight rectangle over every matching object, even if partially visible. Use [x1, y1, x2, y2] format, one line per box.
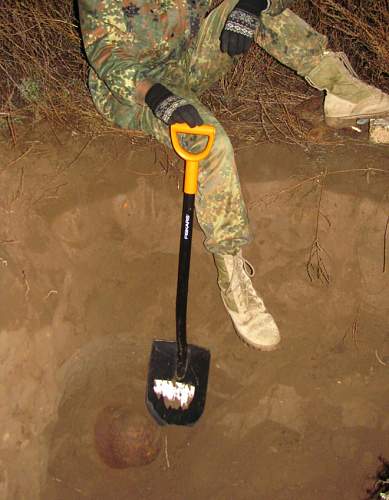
[1, 122, 389, 500]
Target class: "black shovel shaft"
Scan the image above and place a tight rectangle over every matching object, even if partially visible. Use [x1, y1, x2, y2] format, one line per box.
[176, 193, 195, 379]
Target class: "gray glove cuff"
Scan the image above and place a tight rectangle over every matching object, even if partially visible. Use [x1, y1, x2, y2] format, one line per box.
[223, 8, 258, 38]
[154, 95, 188, 125]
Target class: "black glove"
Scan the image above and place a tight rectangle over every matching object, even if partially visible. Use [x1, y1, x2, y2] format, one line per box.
[145, 83, 203, 128]
[220, 0, 270, 57]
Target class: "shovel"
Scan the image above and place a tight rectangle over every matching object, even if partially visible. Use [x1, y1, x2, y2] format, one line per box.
[146, 123, 216, 426]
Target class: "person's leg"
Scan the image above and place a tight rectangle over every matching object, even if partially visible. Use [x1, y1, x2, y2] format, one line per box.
[88, 63, 249, 254]
[87, 17, 280, 349]
[256, 8, 389, 128]
[139, 96, 251, 255]
[139, 98, 280, 350]
[256, 8, 327, 77]
[167, 5, 279, 350]
[87, 71, 145, 129]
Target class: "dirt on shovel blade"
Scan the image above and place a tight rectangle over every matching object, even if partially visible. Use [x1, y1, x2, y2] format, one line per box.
[146, 340, 210, 425]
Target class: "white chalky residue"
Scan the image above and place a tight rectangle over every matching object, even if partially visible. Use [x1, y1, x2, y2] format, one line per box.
[153, 379, 195, 409]
[370, 117, 389, 144]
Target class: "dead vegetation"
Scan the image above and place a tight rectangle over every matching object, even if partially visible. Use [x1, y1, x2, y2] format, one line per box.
[0, 0, 388, 143]
[0, 0, 109, 137]
[300, 0, 389, 86]
[366, 457, 389, 499]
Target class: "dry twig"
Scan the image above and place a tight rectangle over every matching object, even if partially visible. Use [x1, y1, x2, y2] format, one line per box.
[383, 215, 389, 273]
[375, 349, 387, 367]
[306, 170, 331, 284]
[2, 145, 34, 170]
[341, 305, 361, 350]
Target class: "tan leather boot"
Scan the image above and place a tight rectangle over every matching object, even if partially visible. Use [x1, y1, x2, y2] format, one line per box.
[214, 251, 280, 351]
[306, 51, 389, 128]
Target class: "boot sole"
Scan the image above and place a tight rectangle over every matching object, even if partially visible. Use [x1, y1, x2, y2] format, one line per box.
[220, 293, 281, 351]
[233, 324, 281, 352]
[325, 110, 389, 129]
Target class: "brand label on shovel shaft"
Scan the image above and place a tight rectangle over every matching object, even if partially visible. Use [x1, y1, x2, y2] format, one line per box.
[153, 379, 195, 410]
[184, 214, 190, 240]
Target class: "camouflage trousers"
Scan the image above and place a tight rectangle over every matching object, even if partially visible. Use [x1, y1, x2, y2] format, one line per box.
[90, 2, 327, 254]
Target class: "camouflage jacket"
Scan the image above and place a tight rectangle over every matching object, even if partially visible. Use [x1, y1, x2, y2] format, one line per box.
[78, 0, 213, 106]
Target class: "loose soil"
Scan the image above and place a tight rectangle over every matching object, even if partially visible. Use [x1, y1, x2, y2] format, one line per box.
[1, 122, 389, 500]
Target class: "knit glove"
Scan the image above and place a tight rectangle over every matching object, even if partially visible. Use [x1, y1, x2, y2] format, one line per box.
[220, 0, 270, 57]
[145, 83, 203, 128]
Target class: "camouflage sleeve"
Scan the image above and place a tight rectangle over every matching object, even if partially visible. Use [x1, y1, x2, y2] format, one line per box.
[266, 0, 295, 16]
[78, 0, 155, 105]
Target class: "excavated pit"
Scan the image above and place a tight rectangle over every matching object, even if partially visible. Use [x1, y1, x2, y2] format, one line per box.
[1, 125, 389, 499]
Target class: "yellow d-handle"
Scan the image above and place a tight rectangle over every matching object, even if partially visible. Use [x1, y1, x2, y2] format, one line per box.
[170, 123, 215, 195]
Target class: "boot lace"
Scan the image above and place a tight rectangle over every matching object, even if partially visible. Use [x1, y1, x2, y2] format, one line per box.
[329, 50, 359, 79]
[226, 254, 266, 312]
[305, 50, 359, 89]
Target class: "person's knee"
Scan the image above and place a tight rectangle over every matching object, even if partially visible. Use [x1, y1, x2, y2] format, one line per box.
[196, 125, 236, 183]
[210, 124, 234, 162]
[182, 121, 233, 160]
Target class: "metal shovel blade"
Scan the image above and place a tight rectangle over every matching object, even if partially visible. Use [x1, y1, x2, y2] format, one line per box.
[146, 340, 210, 426]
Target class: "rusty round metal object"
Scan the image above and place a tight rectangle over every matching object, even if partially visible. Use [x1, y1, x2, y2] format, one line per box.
[94, 406, 162, 468]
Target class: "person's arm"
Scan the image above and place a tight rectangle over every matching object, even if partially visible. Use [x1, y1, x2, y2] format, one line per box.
[220, 0, 295, 57]
[220, 0, 270, 57]
[144, 84, 203, 127]
[79, 0, 202, 126]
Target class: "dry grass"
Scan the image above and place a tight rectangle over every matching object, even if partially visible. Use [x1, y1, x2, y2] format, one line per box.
[1, 3, 82, 112]
[202, 44, 315, 145]
[0, 0, 388, 143]
[296, 0, 389, 87]
[0, 0, 115, 136]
